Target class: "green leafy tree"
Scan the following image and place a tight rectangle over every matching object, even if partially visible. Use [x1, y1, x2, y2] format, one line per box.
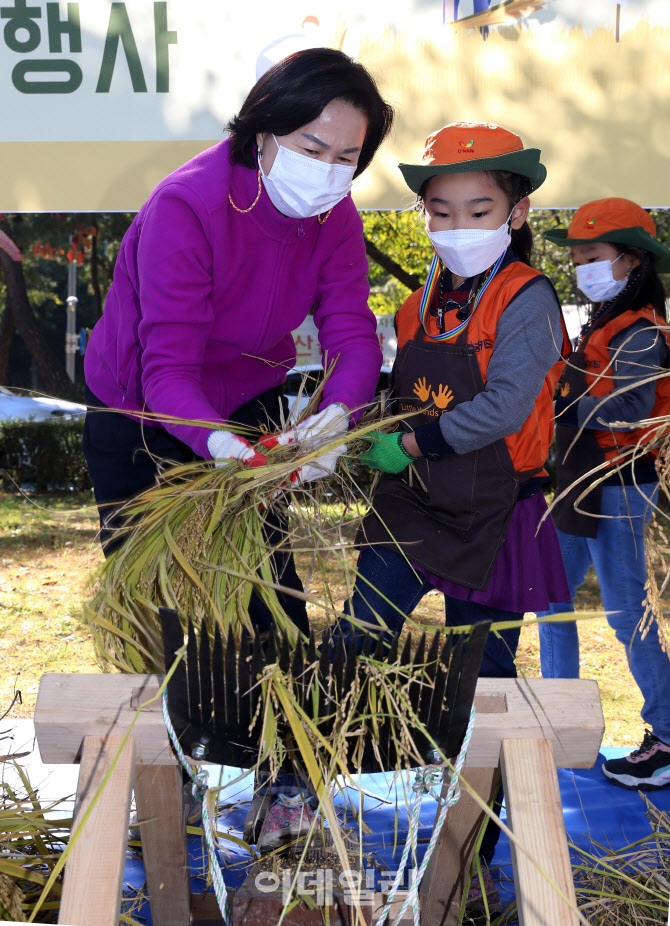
[363, 206, 670, 317]
[0, 213, 133, 396]
[363, 210, 431, 314]
[1, 205, 667, 397]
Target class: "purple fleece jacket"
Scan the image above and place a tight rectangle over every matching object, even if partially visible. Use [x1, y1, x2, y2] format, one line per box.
[84, 139, 382, 459]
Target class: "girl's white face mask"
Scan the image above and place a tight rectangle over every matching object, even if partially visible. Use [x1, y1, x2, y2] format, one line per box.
[260, 136, 356, 219]
[575, 256, 627, 303]
[427, 215, 512, 278]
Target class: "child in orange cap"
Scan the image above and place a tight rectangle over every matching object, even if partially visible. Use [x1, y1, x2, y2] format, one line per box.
[539, 198, 670, 790]
[333, 122, 572, 904]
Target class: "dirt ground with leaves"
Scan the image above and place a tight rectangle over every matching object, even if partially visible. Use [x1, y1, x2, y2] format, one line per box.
[0, 491, 659, 749]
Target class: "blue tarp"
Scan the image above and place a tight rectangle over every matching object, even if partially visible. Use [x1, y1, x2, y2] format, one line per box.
[122, 748, 670, 923]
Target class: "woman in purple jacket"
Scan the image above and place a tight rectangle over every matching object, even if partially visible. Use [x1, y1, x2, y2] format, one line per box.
[83, 48, 393, 639]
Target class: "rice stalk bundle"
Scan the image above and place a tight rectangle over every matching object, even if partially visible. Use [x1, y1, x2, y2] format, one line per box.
[493, 795, 670, 926]
[83, 398, 402, 674]
[643, 518, 670, 657]
[0, 761, 68, 923]
[0, 753, 147, 925]
[0, 872, 26, 922]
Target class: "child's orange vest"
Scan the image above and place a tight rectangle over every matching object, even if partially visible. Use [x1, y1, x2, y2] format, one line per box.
[396, 262, 571, 475]
[577, 306, 670, 463]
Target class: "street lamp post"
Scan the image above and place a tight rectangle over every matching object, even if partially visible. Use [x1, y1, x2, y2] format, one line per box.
[65, 254, 78, 383]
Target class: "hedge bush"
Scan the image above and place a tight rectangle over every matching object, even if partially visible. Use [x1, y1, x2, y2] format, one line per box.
[0, 418, 92, 493]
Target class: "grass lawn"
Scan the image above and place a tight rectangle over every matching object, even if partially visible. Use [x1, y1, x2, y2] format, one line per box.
[0, 490, 661, 749]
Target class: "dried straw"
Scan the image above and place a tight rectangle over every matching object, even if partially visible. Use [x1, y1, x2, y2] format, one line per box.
[82, 366, 404, 674]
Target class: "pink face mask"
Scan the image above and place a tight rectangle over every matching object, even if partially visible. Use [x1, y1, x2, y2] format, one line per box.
[575, 255, 627, 303]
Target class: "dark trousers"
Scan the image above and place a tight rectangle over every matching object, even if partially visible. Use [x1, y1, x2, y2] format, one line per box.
[82, 386, 309, 636]
[332, 545, 520, 865]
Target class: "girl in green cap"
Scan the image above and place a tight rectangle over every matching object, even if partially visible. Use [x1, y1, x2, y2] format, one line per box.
[538, 197, 670, 792]
[332, 121, 572, 907]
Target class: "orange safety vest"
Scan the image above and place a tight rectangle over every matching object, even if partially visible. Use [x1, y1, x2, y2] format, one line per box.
[396, 261, 571, 476]
[577, 305, 670, 463]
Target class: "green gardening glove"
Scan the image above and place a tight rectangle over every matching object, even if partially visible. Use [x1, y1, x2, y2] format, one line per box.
[360, 431, 415, 474]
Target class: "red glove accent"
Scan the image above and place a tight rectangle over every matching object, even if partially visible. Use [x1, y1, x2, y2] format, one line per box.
[258, 432, 294, 451]
[245, 450, 268, 468]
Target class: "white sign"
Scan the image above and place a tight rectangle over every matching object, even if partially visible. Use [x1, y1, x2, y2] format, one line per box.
[293, 314, 397, 367]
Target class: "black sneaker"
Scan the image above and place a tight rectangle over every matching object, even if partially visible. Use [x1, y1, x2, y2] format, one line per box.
[602, 730, 670, 790]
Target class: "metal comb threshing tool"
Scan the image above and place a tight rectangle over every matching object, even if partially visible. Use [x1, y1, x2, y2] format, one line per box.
[160, 607, 490, 771]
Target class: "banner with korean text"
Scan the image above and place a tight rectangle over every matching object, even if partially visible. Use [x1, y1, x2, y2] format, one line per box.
[1, 0, 668, 211]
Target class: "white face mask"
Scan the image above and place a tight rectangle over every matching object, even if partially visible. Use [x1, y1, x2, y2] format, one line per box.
[427, 215, 512, 278]
[260, 136, 356, 219]
[575, 256, 627, 303]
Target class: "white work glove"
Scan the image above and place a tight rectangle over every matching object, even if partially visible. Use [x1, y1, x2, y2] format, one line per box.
[293, 403, 349, 448]
[207, 430, 267, 468]
[294, 443, 347, 485]
[293, 404, 349, 483]
[258, 411, 348, 488]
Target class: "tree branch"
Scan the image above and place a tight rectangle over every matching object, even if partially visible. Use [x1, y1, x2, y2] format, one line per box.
[364, 237, 422, 292]
[0, 219, 74, 397]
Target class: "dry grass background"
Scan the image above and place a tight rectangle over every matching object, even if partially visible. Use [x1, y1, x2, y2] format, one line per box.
[0, 490, 651, 748]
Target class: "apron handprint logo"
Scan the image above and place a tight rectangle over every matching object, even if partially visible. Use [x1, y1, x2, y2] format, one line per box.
[412, 378, 454, 412]
[413, 377, 431, 402]
[432, 384, 454, 410]
[559, 381, 570, 397]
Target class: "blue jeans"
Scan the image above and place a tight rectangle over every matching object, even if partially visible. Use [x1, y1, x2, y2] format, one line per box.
[538, 482, 670, 744]
[333, 546, 522, 864]
[335, 546, 521, 678]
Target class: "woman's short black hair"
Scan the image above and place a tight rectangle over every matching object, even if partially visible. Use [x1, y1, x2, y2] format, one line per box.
[227, 47, 394, 178]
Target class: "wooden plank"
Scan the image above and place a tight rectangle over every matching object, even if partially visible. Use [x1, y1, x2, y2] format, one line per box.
[419, 766, 501, 926]
[59, 735, 135, 926]
[134, 763, 191, 926]
[373, 891, 414, 924]
[466, 679, 603, 769]
[233, 860, 373, 925]
[191, 891, 225, 923]
[501, 739, 579, 926]
[34, 675, 604, 768]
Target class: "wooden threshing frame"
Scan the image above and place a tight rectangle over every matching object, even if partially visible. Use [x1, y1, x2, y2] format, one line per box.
[33, 673, 604, 926]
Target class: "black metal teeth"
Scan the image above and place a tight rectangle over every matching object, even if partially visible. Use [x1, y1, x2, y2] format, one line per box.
[160, 607, 490, 772]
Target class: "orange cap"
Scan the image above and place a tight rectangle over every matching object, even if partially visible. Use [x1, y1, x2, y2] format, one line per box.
[423, 122, 523, 166]
[544, 197, 670, 271]
[398, 122, 546, 194]
[567, 198, 656, 240]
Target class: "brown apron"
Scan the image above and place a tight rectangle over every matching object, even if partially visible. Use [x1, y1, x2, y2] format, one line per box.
[358, 330, 522, 591]
[552, 348, 604, 539]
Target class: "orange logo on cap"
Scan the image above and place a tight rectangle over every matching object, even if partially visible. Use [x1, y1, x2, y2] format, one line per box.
[458, 139, 475, 154]
[587, 218, 596, 226]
